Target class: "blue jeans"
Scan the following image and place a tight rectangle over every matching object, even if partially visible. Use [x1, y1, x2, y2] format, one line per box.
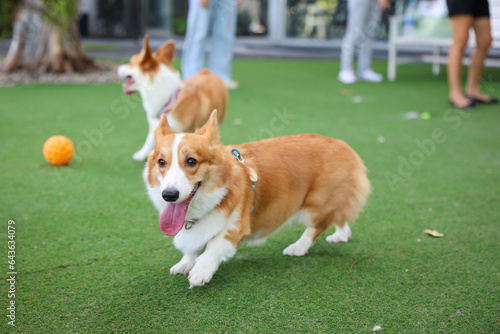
[181, 0, 237, 80]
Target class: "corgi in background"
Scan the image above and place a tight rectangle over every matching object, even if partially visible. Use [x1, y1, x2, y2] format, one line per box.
[144, 111, 371, 288]
[117, 35, 228, 161]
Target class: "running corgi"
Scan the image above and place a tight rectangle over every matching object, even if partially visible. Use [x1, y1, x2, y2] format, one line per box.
[117, 35, 228, 161]
[144, 111, 371, 288]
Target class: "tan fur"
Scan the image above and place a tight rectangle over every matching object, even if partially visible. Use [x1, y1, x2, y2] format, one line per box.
[229, 134, 371, 242]
[128, 35, 161, 78]
[171, 69, 228, 132]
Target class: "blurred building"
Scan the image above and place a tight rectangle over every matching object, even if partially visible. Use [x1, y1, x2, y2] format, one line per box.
[77, 0, 395, 44]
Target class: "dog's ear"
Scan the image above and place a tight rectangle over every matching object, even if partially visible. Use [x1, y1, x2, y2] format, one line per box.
[155, 114, 176, 139]
[154, 41, 175, 65]
[140, 34, 158, 71]
[141, 34, 152, 60]
[196, 110, 219, 144]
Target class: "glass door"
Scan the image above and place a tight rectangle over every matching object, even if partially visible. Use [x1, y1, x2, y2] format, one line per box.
[145, 0, 174, 37]
[269, 0, 392, 46]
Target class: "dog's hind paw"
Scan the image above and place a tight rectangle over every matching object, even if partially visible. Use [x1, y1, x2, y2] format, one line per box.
[326, 223, 351, 244]
[325, 233, 349, 243]
[283, 242, 310, 256]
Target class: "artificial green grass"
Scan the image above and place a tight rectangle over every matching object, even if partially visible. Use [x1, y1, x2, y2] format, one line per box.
[0, 60, 499, 333]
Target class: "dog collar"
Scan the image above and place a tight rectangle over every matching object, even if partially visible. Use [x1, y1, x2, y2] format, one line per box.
[184, 218, 198, 230]
[183, 182, 201, 230]
[161, 87, 181, 114]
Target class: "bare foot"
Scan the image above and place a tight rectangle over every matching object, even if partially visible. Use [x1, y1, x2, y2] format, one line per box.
[449, 92, 474, 108]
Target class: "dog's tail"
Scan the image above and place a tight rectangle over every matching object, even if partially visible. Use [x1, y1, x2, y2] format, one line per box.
[327, 150, 371, 226]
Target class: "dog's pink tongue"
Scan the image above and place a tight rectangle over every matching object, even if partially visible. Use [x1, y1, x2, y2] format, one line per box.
[159, 202, 188, 236]
[122, 78, 136, 95]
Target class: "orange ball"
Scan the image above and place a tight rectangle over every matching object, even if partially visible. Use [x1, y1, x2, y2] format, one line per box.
[43, 135, 75, 166]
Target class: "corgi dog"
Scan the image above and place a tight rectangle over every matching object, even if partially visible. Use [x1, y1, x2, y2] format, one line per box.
[117, 35, 228, 161]
[144, 111, 371, 288]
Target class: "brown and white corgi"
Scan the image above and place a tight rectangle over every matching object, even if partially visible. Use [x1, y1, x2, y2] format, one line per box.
[117, 35, 228, 161]
[144, 111, 371, 288]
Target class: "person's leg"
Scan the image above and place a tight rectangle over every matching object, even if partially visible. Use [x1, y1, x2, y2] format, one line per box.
[208, 0, 237, 81]
[181, 0, 212, 79]
[465, 17, 494, 102]
[248, 0, 265, 34]
[447, 14, 474, 107]
[357, 0, 381, 74]
[339, 0, 369, 82]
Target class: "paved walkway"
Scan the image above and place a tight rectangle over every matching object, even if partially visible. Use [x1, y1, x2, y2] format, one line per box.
[1, 35, 498, 62]
[82, 36, 347, 60]
[0, 36, 395, 61]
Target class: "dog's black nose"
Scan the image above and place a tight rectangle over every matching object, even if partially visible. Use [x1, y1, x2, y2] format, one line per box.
[162, 189, 179, 202]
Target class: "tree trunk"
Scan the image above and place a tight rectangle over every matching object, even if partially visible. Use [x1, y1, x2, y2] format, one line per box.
[0, 3, 33, 72]
[1, 0, 96, 74]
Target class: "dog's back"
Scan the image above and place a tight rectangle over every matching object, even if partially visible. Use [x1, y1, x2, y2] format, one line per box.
[171, 69, 228, 132]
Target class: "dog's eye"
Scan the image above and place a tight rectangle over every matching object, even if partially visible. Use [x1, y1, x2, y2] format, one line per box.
[186, 157, 197, 167]
[158, 158, 166, 167]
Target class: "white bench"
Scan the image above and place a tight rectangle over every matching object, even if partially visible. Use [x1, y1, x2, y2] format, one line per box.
[387, 1, 500, 81]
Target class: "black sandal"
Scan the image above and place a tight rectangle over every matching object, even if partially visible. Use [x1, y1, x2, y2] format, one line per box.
[465, 94, 499, 105]
[449, 99, 476, 109]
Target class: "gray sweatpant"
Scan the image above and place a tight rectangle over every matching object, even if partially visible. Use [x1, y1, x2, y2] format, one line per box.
[340, 0, 382, 73]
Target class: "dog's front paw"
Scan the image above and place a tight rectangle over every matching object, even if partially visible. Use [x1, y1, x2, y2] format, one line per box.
[132, 151, 148, 161]
[187, 262, 216, 288]
[170, 261, 194, 276]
